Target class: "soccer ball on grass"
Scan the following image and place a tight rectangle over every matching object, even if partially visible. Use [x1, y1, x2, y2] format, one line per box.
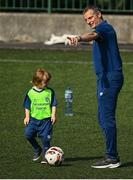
[45, 146, 64, 166]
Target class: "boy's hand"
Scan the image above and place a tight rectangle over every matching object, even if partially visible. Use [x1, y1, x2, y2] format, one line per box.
[24, 117, 30, 126]
[51, 114, 57, 125]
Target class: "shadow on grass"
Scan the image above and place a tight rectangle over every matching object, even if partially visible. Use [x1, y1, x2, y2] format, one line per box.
[120, 162, 133, 168]
[58, 156, 103, 167]
[65, 156, 102, 162]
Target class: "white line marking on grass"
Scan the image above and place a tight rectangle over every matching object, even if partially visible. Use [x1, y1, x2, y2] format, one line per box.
[0, 59, 90, 64]
[0, 59, 133, 65]
[123, 62, 133, 65]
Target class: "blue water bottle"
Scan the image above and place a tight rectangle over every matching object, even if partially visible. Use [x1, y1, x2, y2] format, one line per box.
[65, 87, 73, 116]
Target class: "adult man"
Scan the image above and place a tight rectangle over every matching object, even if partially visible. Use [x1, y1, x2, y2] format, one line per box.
[67, 6, 124, 168]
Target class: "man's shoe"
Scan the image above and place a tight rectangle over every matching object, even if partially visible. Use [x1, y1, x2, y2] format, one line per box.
[91, 158, 121, 168]
[33, 149, 42, 161]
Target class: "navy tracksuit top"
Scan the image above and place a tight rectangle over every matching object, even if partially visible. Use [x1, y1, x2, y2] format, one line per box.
[93, 20, 122, 76]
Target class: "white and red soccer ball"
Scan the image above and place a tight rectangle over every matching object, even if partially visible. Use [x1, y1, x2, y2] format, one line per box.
[45, 146, 64, 166]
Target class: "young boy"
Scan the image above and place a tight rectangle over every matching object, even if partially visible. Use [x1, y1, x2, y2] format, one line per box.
[23, 68, 57, 164]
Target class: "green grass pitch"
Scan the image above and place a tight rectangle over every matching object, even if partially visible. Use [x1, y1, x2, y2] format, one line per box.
[0, 49, 133, 179]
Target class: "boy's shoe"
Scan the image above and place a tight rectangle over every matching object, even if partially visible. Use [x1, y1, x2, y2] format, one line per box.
[33, 149, 42, 161]
[41, 156, 47, 164]
[91, 157, 121, 169]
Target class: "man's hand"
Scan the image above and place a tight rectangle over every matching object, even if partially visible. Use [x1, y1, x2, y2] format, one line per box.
[67, 36, 80, 46]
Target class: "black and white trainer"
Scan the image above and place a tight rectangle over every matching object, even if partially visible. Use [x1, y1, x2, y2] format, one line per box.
[33, 149, 42, 161]
[41, 156, 47, 164]
[91, 158, 121, 169]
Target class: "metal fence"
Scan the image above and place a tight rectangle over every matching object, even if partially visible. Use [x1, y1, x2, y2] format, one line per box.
[0, 0, 133, 14]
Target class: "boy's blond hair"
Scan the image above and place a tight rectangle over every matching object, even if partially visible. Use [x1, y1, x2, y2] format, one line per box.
[32, 68, 51, 86]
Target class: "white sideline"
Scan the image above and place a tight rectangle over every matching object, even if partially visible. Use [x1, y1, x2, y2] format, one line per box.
[0, 59, 90, 64]
[0, 59, 133, 65]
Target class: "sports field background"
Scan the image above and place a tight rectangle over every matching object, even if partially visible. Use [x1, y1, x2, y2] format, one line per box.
[0, 49, 133, 179]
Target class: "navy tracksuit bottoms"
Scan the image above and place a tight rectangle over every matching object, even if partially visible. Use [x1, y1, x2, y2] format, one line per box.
[97, 71, 124, 159]
[24, 118, 52, 155]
